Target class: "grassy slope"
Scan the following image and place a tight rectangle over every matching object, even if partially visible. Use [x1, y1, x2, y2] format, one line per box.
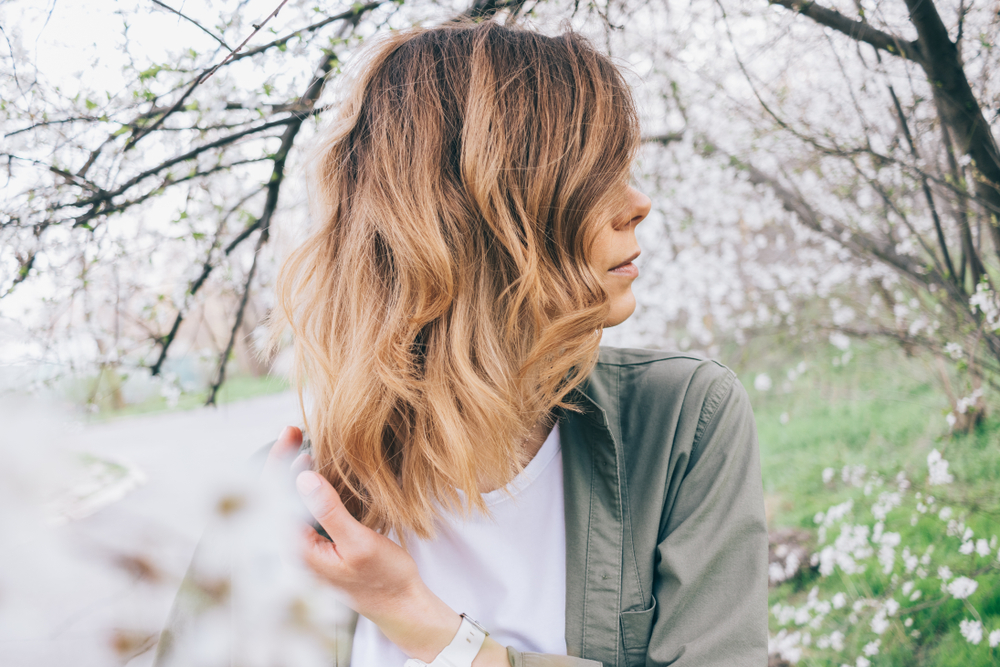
[737, 341, 1000, 666]
[88, 373, 291, 422]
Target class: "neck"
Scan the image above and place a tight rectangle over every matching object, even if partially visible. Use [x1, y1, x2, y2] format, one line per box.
[519, 412, 556, 466]
[476, 411, 556, 494]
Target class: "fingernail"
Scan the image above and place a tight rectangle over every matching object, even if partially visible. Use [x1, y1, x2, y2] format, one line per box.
[296, 471, 321, 496]
[280, 425, 294, 440]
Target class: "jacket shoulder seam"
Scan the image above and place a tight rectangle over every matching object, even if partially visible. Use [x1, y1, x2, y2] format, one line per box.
[692, 369, 738, 450]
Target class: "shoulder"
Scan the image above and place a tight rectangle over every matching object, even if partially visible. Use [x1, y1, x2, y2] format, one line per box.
[582, 346, 749, 454]
[592, 346, 738, 410]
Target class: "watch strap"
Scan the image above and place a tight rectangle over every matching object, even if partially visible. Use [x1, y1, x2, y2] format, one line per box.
[403, 614, 488, 667]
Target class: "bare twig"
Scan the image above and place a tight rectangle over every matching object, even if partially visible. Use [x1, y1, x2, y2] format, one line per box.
[0, 24, 20, 92]
[227, 1, 387, 65]
[55, 116, 297, 213]
[151, 0, 230, 50]
[2, 251, 36, 298]
[156, 45, 340, 383]
[205, 229, 265, 406]
[149, 188, 264, 376]
[69, 156, 270, 230]
[197, 0, 290, 85]
[642, 132, 685, 145]
[887, 83, 957, 285]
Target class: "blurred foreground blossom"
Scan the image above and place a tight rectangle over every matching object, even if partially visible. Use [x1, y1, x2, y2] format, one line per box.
[0, 391, 337, 666]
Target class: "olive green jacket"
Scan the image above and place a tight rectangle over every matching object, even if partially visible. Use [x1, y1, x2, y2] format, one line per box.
[155, 347, 769, 667]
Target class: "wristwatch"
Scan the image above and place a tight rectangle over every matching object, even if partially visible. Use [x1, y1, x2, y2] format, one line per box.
[403, 613, 490, 667]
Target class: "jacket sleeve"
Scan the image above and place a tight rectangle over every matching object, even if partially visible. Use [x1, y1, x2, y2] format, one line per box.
[646, 373, 769, 666]
[505, 647, 603, 667]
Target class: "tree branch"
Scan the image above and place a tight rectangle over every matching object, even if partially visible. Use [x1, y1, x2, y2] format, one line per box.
[148, 187, 264, 376]
[156, 43, 340, 381]
[121, 0, 382, 152]
[642, 132, 685, 145]
[769, 0, 924, 64]
[887, 83, 957, 285]
[228, 1, 388, 65]
[205, 228, 265, 406]
[52, 116, 296, 214]
[734, 154, 935, 286]
[197, 0, 290, 86]
[150, 0, 230, 50]
[901, 0, 1000, 265]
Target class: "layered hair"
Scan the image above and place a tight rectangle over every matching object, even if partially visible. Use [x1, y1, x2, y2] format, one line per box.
[273, 19, 640, 538]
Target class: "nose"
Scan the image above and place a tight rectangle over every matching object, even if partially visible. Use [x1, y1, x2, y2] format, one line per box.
[627, 186, 651, 228]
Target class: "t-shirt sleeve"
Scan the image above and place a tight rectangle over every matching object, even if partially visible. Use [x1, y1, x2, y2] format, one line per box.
[645, 373, 769, 666]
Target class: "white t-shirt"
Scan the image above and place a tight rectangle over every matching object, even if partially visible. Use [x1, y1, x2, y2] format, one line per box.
[350, 423, 567, 666]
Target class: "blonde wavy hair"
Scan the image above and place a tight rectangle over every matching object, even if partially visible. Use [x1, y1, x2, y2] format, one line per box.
[273, 19, 640, 538]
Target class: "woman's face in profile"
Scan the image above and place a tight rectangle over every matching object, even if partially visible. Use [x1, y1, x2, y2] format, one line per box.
[593, 185, 652, 328]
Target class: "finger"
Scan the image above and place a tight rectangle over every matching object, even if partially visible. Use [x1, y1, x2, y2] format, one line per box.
[263, 426, 302, 477]
[290, 452, 313, 476]
[296, 470, 365, 547]
[299, 522, 342, 570]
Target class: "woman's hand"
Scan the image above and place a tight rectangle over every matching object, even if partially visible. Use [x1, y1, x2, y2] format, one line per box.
[295, 467, 466, 662]
[264, 426, 511, 666]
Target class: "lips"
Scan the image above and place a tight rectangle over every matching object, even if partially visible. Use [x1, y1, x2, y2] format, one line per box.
[609, 251, 641, 272]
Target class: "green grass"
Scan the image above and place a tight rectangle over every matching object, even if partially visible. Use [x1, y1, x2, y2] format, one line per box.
[735, 340, 1000, 666]
[86, 373, 291, 422]
[737, 341, 998, 529]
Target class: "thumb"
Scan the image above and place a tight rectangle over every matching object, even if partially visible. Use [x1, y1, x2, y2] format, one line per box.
[296, 471, 362, 543]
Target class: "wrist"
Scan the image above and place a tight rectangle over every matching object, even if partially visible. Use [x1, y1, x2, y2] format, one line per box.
[376, 585, 462, 663]
[471, 637, 509, 667]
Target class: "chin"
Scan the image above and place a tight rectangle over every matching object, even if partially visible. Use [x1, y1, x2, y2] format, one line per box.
[603, 293, 636, 328]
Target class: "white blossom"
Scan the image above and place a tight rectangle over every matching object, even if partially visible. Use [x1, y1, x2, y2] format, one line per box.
[947, 576, 978, 599]
[989, 629, 1000, 648]
[863, 639, 880, 656]
[927, 449, 954, 485]
[822, 467, 835, 484]
[870, 610, 889, 635]
[976, 539, 991, 557]
[959, 619, 983, 645]
[871, 492, 901, 521]
[768, 629, 803, 664]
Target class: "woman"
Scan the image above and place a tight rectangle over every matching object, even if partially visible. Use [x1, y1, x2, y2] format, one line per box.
[157, 19, 768, 667]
